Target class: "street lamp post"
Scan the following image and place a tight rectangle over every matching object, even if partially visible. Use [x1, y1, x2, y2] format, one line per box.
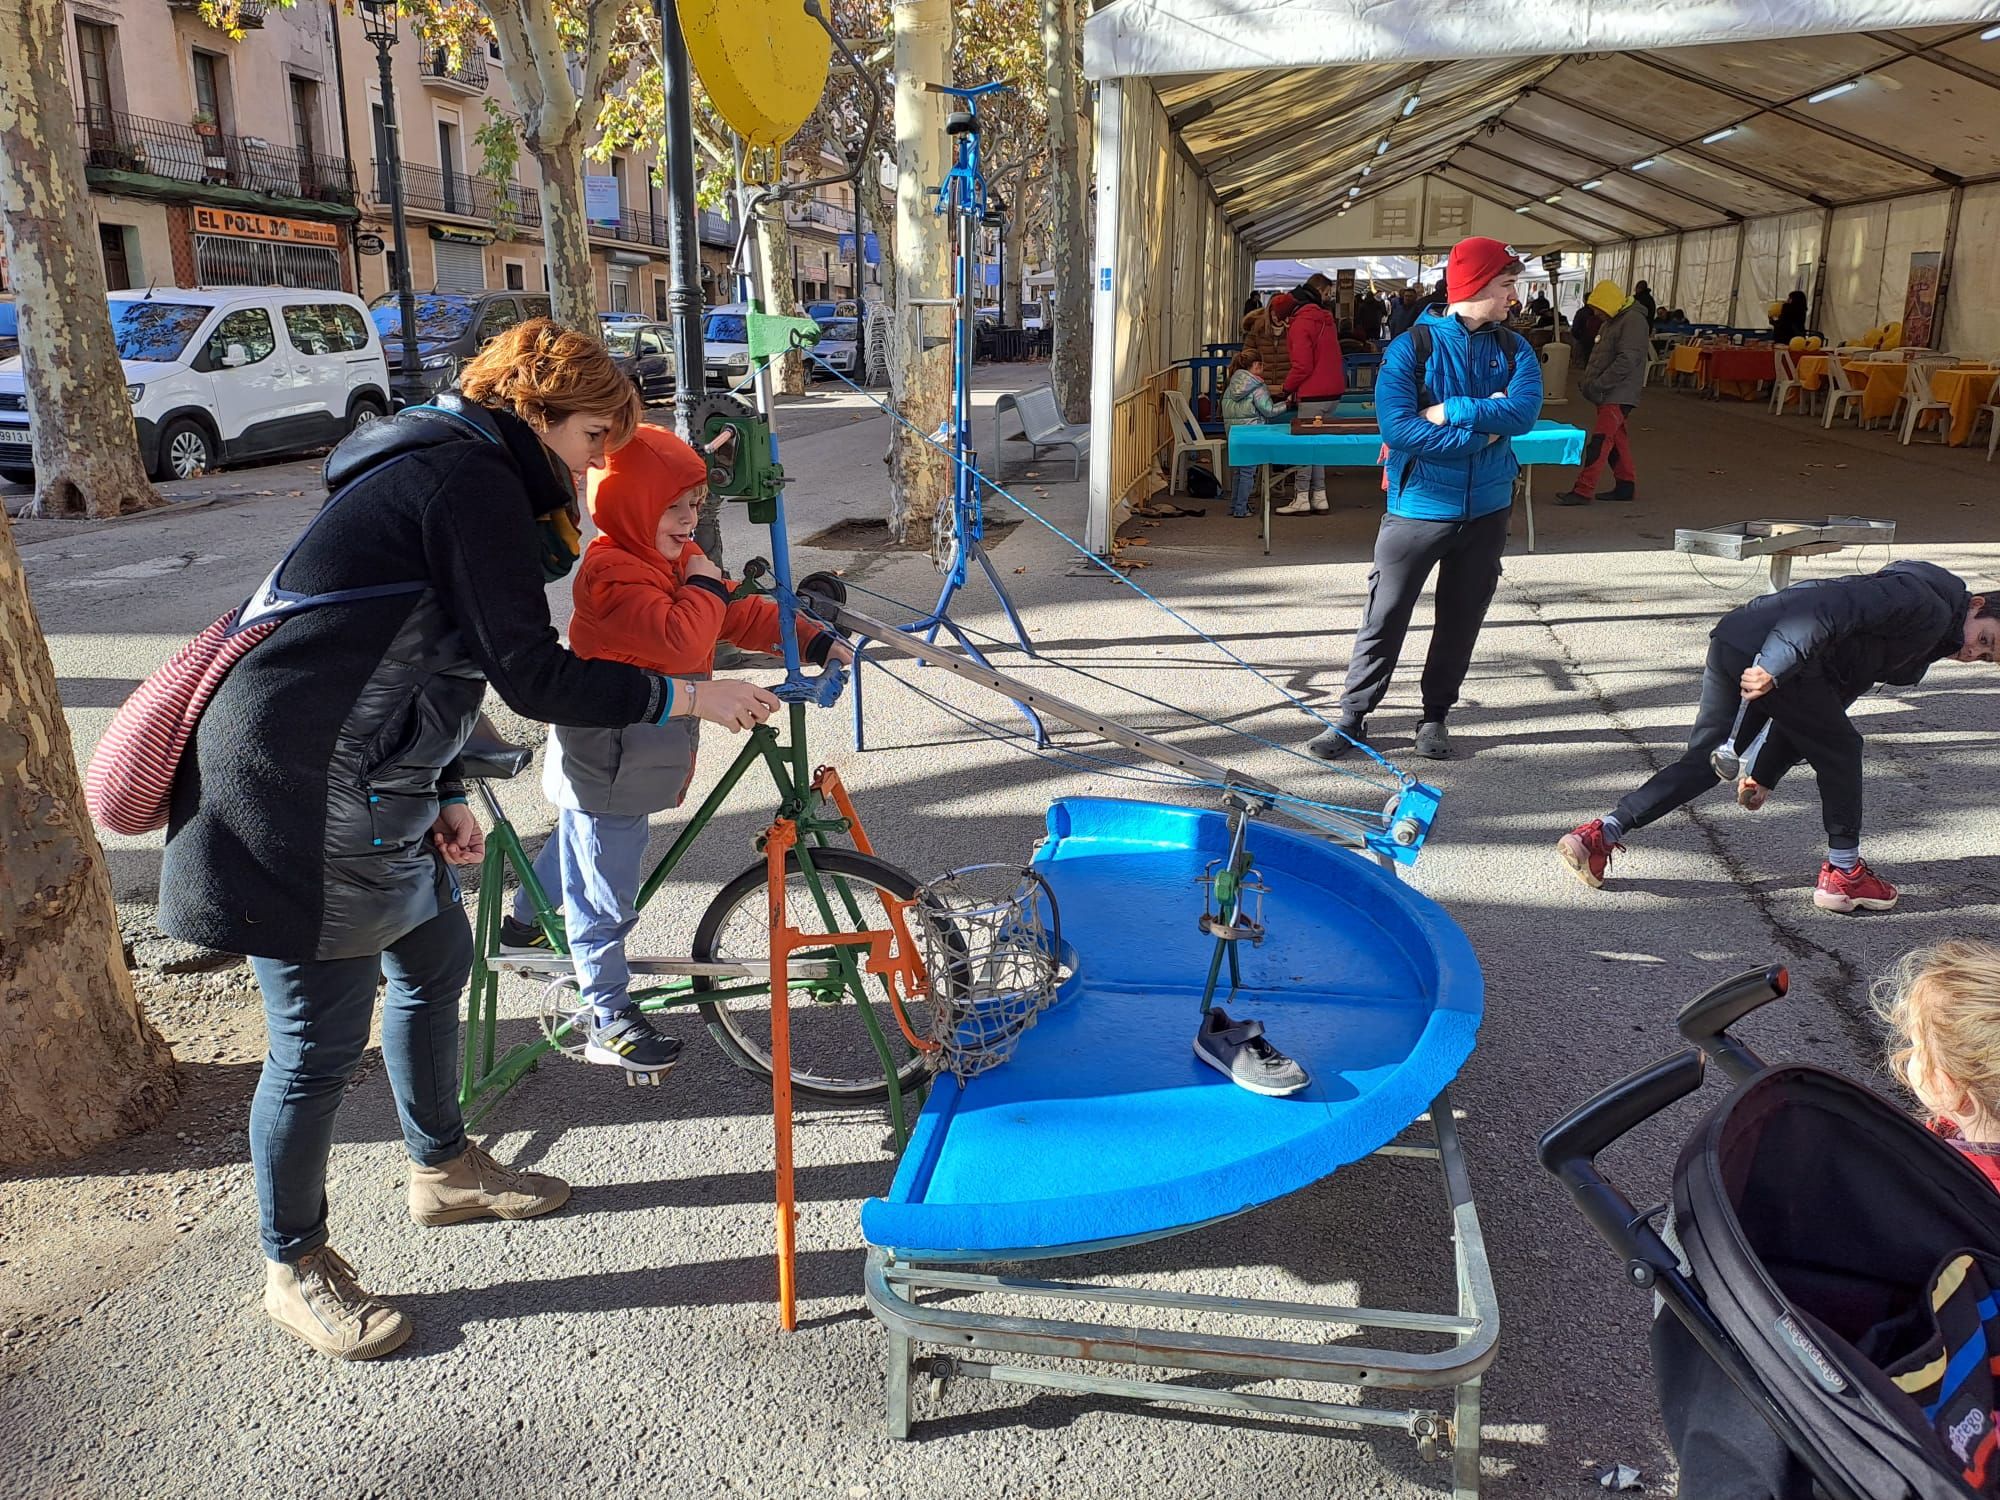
[360, 0, 421, 408]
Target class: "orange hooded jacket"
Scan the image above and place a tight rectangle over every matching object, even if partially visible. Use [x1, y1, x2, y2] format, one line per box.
[569, 425, 823, 673]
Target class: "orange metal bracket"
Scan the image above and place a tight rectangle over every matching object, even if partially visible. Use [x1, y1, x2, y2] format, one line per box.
[812, 765, 935, 1052]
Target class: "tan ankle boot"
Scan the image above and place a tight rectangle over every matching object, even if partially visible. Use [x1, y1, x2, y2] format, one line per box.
[408, 1140, 570, 1226]
[265, 1247, 412, 1361]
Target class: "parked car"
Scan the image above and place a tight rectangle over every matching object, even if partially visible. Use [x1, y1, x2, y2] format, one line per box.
[0, 300, 16, 362]
[809, 317, 859, 381]
[599, 311, 648, 326]
[702, 303, 754, 388]
[601, 320, 677, 404]
[0, 287, 390, 485]
[366, 289, 552, 401]
[1020, 300, 1048, 332]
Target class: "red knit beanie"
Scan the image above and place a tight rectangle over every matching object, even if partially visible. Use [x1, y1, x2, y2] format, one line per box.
[1445, 237, 1524, 304]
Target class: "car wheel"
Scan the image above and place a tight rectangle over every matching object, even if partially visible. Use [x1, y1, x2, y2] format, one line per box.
[0, 467, 33, 487]
[347, 395, 387, 433]
[156, 418, 215, 481]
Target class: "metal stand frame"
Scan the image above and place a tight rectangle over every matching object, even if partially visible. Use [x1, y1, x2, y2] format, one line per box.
[864, 1088, 1498, 1497]
[852, 82, 1047, 751]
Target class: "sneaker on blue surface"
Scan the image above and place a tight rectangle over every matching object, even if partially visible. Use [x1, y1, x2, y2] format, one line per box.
[1194, 1008, 1309, 1097]
[584, 1009, 683, 1074]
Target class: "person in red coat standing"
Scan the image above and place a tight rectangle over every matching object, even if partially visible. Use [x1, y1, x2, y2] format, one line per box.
[1276, 282, 1348, 514]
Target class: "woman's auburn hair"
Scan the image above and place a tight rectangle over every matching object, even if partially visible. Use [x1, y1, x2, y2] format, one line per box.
[458, 317, 641, 448]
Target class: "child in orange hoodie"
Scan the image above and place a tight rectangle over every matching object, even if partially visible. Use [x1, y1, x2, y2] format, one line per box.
[505, 426, 850, 1073]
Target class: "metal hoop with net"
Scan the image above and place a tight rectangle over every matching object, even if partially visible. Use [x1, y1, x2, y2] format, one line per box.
[915, 864, 1065, 1083]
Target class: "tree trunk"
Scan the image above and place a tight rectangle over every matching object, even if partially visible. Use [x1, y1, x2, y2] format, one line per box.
[532, 137, 599, 330]
[0, 507, 177, 1165]
[888, 0, 952, 548]
[1041, 0, 1091, 424]
[754, 204, 806, 396]
[0, 0, 163, 520]
[1000, 207, 1021, 326]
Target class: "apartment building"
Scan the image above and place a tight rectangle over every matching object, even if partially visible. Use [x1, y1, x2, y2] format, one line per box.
[61, 0, 358, 293]
[26, 0, 889, 320]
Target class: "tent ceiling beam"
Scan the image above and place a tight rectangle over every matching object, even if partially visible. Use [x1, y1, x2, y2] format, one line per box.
[1168, 69, 1307, 129]
[1863, 29, 2000, 93]
[1427, 169, 1598, 246]
[1626, 51, 1962, 186]
[1218, 104, 1494, 221]
[1493, 117, 1744, 222]
[1240, 157, 1447, 246]
[1451, 143, 1678, 237]
[1203, 64, 1433, 185]
[1536, 87, 1833, 208]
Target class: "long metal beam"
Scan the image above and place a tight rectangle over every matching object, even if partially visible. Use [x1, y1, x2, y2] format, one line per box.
[1864, 27, 2000, 94]
[1241, 155, 1444, 246]
[1628, 52, 1958, 185]
[1451, 143, 1673, 238]
[1536, 87, 1830, 209]
[1429, 169, 1603, 246]
[1494, 117, 1741, 222]
[1204, 64, 1432, 188]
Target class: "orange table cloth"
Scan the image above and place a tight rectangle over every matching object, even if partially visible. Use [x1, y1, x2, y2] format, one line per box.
[1797, 356, 1903, 423]
[1667, 344, 1705, 380]
[1921, 367, 1998, 446]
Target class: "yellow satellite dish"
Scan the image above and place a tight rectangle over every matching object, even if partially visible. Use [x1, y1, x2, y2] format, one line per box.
[680, 0, 831, 149]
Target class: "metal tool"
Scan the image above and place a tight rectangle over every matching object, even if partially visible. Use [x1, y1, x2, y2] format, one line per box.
[1709, 656, 1761, 782]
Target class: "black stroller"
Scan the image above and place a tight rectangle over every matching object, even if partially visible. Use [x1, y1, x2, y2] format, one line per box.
[1541, 965, 2000, 1499]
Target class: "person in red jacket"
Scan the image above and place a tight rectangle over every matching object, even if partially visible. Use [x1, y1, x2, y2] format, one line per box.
[503, 426, 851, 1073]
[1276, 282, 1348, 515]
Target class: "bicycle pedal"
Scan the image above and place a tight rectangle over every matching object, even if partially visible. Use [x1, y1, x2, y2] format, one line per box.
[622, 1070, 664, 1088]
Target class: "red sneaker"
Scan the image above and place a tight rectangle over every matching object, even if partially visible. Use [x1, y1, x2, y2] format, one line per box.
[1813, 860, 1899, 913]
[1557, 819, 1622, 890]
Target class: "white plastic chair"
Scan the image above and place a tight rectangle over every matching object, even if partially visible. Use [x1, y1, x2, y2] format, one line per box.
[1163, 388, 1226, 497]
[1894, 359, 1954, 444]
[1821, 356, 1865, 429]
[1770, 348, 1810, 417]
[1973, 395, 2000, 462]
[1644, 336, 1676, 388]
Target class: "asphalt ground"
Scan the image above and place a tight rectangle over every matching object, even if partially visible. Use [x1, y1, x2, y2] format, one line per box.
[6, 366, 2000, 1499]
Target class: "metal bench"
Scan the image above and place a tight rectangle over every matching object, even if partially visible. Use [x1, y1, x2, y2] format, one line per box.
[994, 384, 1090, 479]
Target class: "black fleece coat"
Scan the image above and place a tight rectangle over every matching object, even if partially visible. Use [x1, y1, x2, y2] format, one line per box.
[1713, 559, 1969, 697]
[159, 396, 671, 962]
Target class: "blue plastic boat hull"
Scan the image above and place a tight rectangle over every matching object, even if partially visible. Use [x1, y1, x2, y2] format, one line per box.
[861, 798, 1483, 1261]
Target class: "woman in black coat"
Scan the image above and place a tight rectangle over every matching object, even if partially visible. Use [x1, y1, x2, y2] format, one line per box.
[160, 319, 780, 1361]
[1772, 290, 1809, 343]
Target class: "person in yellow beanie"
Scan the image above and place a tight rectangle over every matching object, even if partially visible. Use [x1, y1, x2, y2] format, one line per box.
[1556, 279, 1650, 506]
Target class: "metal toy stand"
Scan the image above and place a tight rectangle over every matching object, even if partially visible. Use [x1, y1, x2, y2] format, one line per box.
[851, 82, 1047, 750]
[1674, 515, 1895, 593]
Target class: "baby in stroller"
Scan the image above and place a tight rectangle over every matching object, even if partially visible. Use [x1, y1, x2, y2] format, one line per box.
[1542, 963, 2000, 1500]
[1881, 939, 2000, 1197]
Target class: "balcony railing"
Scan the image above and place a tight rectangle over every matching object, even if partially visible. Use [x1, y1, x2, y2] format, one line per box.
[418, 47, 488, 92]
[167, 0, 265, 27]
[591, 207, 671, 249]
[373, 159, 541, 231]
[79, 108, 354, 206]
[783, 197, 855, 233]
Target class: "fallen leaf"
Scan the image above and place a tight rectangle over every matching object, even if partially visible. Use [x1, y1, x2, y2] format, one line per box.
[1125, 536, 1150, 546]
[1013, 566, 1026, 574]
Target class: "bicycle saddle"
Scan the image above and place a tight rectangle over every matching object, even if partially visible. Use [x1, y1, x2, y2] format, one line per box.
[458, 713, 533, 781]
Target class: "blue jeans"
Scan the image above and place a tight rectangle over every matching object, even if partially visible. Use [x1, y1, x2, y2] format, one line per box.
[248, 906, 472, 1263]
[509, 808, 653, 1019]
[1229, 461, 1257, 516]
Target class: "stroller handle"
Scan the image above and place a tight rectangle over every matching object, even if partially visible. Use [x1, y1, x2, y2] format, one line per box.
[1538, 1050, 1706, 1283]
[1676, 964, 1787, 1085]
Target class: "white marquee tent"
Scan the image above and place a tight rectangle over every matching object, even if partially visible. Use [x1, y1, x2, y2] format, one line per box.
[1080, 0, 2000, 549]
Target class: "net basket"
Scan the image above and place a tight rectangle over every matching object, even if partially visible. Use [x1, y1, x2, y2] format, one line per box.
[915, 864, 1064, 1082]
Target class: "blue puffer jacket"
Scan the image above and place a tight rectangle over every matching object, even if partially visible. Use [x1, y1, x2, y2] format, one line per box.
[1377, 307, 1544, 522]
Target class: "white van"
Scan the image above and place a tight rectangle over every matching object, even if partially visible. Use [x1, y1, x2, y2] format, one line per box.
[0, 286, 391, 485]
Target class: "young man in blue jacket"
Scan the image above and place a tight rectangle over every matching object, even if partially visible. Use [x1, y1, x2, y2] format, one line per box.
[1309, 237, 1543, 762]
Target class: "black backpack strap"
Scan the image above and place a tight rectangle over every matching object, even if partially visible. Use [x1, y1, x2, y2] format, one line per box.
[1409, 322, 1434, 409]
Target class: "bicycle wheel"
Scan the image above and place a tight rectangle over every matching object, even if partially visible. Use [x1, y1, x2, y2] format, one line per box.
[692, 847, 943, 1102]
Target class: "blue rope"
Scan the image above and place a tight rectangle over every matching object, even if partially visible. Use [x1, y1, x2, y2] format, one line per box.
[798, 344, 1410, 787]
[855, 654, 1386, 840]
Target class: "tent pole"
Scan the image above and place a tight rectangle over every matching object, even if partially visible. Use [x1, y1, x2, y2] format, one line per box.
[1727, 224, 1750, 326]
[1808, 206, 1834, 334]
[1931, 184, 1965, 350]
[1086, 76, 1123, 556]
[1664, 231, 1684, 314]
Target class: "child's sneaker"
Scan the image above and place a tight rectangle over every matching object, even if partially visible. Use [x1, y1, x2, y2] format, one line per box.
[1193, 1008, 1309, 1097]
[1813, 860, 1899, 913]
[1556, 819, 1622, 889]
[499, 915, 552, 955]
[584, 1009, 684, 1073]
